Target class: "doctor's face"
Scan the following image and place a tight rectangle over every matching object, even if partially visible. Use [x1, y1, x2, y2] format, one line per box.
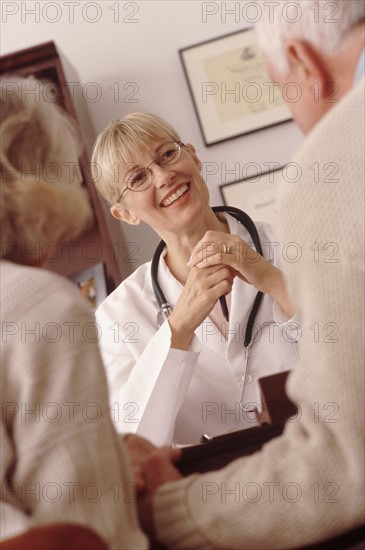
[111, 139, 210, 238]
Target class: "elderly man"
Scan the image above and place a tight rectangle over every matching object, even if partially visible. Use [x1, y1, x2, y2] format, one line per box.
[137, 1, 365, 548]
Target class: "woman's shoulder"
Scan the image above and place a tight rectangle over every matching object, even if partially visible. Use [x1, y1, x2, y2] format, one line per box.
[0, 261, 90, 319]
[1, 260, 70, 295]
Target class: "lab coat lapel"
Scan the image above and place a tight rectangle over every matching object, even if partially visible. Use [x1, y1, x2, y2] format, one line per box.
[223, 213, 259, 382]
[195, 316, 228, 356]
[194, 212, 251, 356]
[141, 260, 157, 304]
[226, 277, 257, 383]
[142, 251, 183, 308]
[155, 251, 184, 308]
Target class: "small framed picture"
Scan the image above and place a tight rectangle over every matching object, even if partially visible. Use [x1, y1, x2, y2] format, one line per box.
[69, 263, 108, 311]
[220, 166, 286, 226]
[179, 28, 292, 145]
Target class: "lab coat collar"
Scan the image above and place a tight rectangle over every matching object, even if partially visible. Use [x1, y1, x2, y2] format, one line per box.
[141, 260, 156, 303]
[141, 247, 183, 309]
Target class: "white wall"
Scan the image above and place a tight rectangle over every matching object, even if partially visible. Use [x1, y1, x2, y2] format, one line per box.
[1, 0, 303, 271]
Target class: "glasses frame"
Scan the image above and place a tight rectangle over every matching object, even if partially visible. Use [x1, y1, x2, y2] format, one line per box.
[117, 140, 185, 202]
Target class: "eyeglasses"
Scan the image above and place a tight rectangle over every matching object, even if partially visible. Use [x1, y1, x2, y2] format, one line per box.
[117, 141, 184, 202]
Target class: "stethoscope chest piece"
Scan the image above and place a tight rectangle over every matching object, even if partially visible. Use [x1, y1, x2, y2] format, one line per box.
[156, 302, 172, 328]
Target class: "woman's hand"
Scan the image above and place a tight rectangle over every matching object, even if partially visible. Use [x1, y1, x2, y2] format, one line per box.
[168, 263, 234, 350]
[188, 231, 295, 318]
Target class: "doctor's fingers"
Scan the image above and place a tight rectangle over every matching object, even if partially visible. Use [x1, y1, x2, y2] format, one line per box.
[189, 230, 239, 262]
[192, 267, 234, 304]
[205, 265, 234, 288]
[171, 271, 232, 333]
[187, 264, 234, 289]
[189, 237, 257, 269]
[180, 268, 232, 317]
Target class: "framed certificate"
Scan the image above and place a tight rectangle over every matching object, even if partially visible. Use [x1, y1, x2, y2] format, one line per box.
[220, 166, 286, 225]
[180, 28, 292, 145]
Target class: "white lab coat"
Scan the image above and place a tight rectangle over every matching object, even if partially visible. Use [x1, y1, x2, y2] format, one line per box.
[96, 215, 299, 446]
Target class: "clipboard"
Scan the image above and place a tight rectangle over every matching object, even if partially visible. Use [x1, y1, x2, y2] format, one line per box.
[177, 371, 295, 475]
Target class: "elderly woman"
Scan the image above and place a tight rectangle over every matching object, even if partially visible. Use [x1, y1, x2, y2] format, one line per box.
[92, 113, 299, 446]
[0, 77, 147, 549]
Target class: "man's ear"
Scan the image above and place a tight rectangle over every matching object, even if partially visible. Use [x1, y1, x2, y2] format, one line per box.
[110, 204, 141, 225]
[185, 143, 202, 172]
[285, 39, 329, 92]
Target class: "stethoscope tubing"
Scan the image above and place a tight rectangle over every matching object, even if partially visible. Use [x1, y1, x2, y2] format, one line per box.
[151, 206, 264, 347]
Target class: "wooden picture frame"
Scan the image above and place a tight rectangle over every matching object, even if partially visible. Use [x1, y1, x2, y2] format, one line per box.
[180, 29, 292, 145]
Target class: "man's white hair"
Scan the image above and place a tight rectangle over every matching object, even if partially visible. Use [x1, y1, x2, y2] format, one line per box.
[256, 0, 365, 74]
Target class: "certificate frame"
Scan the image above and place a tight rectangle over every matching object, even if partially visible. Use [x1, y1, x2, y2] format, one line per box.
[179, 29, 292, 145]
[68, 263, 108, 311]
[220, 166, 285, 225]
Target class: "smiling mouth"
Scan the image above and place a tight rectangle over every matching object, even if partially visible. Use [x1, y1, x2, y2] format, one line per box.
[161, 183, 189, 207]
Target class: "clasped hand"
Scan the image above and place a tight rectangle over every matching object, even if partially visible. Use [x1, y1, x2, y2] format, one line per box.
[168, 230, 294, 349]
[188, 230, 274, 291]
[188, 230, 294, 318]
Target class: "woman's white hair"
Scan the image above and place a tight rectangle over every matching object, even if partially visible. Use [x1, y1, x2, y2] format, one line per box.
[255, 0, 365, 75]
[0, 75, 93, 264]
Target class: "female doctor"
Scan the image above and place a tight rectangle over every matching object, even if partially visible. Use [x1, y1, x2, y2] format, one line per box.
[92, 113, 298, 447]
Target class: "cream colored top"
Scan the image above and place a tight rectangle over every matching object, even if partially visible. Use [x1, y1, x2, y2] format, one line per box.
[152, 78, 365, 549]
[0, 261, 147, 549]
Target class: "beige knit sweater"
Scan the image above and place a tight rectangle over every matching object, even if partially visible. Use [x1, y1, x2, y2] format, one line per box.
[0, 261, 147, 549]
[153, 78, 365, 549]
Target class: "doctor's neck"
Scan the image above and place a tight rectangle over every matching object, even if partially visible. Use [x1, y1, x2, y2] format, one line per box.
[163, 209, 229, 285]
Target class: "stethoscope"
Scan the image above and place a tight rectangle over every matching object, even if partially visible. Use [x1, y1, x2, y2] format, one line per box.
[151, 207, 265, 410]
[151, 206, 264, 337]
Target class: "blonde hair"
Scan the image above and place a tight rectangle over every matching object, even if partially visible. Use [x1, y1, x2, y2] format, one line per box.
[1, 182, 94, 264]
[255, 0, 365, 75]
[0, 75, 93, 263]
[91, 112, 181, 205]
